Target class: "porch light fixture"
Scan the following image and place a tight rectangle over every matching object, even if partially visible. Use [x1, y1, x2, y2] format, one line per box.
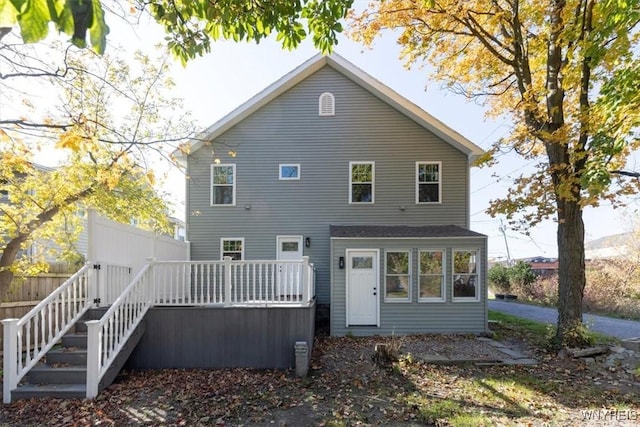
[339, 256, 345, 269]
[305, 237, 311, 247]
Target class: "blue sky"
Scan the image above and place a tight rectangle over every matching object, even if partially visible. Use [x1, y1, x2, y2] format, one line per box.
[42, 10, 640, 260]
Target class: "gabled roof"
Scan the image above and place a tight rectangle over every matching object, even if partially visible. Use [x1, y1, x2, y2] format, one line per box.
[330, 225, 486, 239]
[183, 53, 484, 162]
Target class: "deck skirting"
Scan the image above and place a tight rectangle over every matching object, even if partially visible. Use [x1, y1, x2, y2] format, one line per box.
[125, 302, 315, 370]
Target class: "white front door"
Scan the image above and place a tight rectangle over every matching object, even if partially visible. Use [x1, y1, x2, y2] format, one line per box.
[276, 236, 304, 296]
[346, 249, 379, 326]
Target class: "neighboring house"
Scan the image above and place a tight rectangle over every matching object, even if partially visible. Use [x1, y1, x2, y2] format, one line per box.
[182, 53, 488, 336]
[523, 256, 558, 277]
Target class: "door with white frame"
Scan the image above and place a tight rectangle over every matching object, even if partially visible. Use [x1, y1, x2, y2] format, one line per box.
[346, 249, 379, 326]
[276, 236, 304, 297]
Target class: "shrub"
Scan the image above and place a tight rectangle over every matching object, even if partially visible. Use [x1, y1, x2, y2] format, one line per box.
[488, 263, 511, 294]
[509, 261, 536, 289]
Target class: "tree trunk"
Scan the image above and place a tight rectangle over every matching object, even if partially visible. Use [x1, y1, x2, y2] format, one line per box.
[0, 235, 26, 298]
[555, 197, 587, 347]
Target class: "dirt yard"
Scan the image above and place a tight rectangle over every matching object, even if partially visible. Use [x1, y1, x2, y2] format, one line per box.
[1, 327, 639, 426]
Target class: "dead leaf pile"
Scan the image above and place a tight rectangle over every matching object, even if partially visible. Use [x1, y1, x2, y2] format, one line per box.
[0, 332, 638, 426]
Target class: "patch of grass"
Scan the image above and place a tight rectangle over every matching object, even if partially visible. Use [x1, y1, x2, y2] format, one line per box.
[408, 396, 494, 426]
[488, 310, 618, 347]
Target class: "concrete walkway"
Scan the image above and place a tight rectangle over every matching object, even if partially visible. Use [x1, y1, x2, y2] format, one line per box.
[489, 300, 640, 340]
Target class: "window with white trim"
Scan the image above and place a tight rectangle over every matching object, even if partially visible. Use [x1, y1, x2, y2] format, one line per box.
[319, 92, 335, 116]
[385, 250, 410, 301]
[452, 249, 479, 301]
[221, 238, 244, 260]
[349, 161, 374, 204]
[279, 164, 300, 180]
[211, 164, 235, 206]
[416, 162, 441, 203]
[419, 250, 445, 302]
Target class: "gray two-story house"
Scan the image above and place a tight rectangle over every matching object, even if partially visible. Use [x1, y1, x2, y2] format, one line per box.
[184, 53, 488, 336]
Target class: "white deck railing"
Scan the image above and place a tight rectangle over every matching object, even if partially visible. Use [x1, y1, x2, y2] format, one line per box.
[2, 264, 94, 404]
[85, 264, 153, 398]
[151, 256, 315, 306]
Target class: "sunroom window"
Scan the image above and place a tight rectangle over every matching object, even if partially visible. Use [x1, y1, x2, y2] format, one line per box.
[419, 250, 445, 302]
[385, 250, 410, 302]
[452, 249, 479, 301]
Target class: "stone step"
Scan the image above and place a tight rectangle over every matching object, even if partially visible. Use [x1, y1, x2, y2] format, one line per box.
[11, 383, 86, 400]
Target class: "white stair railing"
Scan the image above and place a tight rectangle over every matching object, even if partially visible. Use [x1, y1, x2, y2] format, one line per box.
[85, 263, 153, 398]
[2, 264, 94, 404]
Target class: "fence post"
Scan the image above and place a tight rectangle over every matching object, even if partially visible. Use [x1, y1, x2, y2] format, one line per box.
[224, 256, 232, 306]
[85, 320, 102, 399]
[88, 262, 100, 307]
[301, 257, 310, 304]
[2, 319, 19, 403]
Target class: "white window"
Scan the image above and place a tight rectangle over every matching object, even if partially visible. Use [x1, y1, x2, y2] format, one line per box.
[319, 92, 335, 116]
[349, 161, 374, 204]
[221, 238, 244, 260]
[419, 250, 445, 302]
[211, 164, 236, 206]
[452, 249, 479, 301]
[385, 250, 411, 302]
[416, 161, 441, 203]
[279, 164, 300, 180]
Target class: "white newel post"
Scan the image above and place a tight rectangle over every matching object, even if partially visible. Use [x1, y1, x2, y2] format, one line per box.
[224, 256, 232, 306]
[302, 257, 310, 304]
[146, 257, 156, 304]
[88, 262, 100, 307]
[2, 319, 19, 403]
[85, 320, 102, 399]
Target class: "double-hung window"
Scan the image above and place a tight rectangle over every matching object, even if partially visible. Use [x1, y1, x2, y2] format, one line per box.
[211, 164, 235, 206]
[452, 249, 479, 301]
[419, 250, 445, 302]
[416, 162, 441, 203]
[221, 238, 244, 260]
[349, 161, 374, 204]
[385, 250, 410, 302]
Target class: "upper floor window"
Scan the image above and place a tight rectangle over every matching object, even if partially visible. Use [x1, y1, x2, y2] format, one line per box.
[349, 161, 374, 204]
[416, 161, 441, 203]
[319, 92, 335, 116]
[279, 164, 300, 180]
[211, 164, 236, 206]
[452, 249, 479, 301]
[419, 250, 445, 302]
[221, 238, 244, 260]
[385, 250, 411, 302]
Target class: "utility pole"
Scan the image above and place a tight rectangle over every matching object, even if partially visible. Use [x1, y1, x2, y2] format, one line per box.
[499, 219, 512, 265]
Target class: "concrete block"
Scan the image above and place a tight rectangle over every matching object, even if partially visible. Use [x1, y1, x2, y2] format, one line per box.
[295, 341, 309, 378]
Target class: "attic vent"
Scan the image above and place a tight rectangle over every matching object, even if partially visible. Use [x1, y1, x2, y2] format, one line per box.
[319, 92, 335, 116]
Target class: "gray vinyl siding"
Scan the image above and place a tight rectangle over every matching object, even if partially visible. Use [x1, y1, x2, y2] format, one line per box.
[187, 66, 472, 305]
[330, 237, 488, 336]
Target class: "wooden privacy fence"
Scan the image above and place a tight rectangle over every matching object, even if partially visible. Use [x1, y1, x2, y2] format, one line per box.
[0, 270, 73, 351]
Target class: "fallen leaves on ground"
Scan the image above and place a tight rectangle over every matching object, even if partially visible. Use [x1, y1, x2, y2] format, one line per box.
[1, 331, 639, 426]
